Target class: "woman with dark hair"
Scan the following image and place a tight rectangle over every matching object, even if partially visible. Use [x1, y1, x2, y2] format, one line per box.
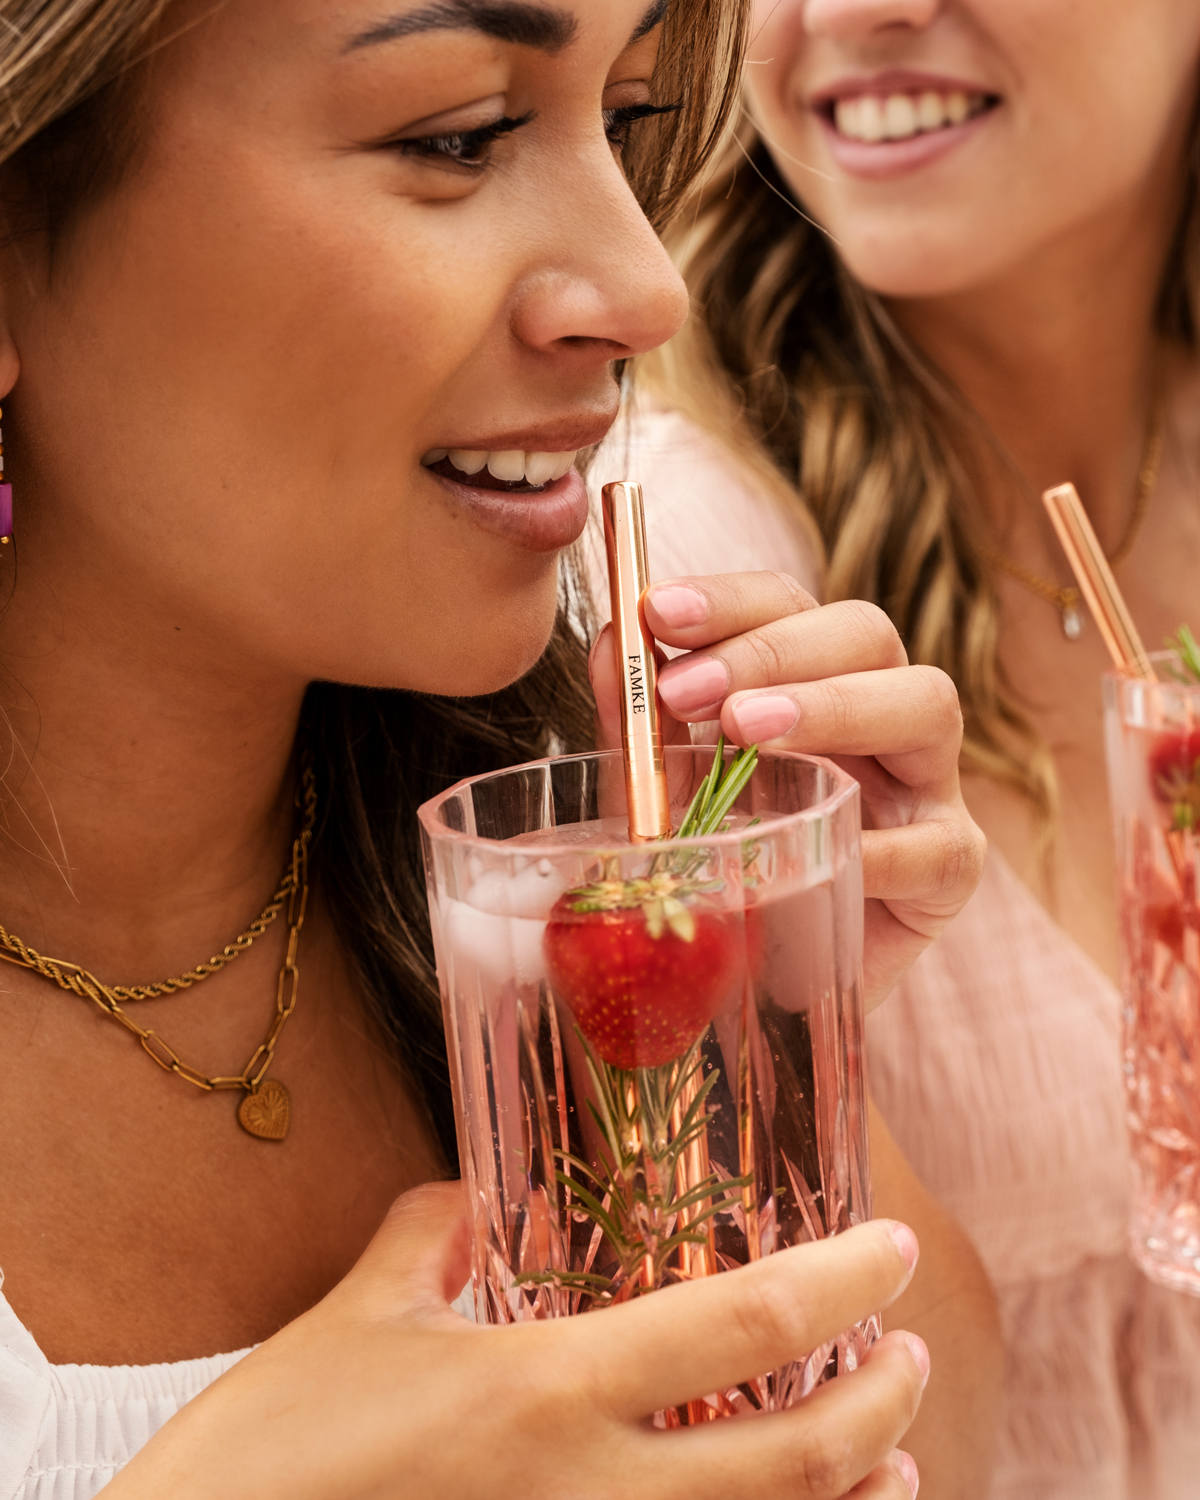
[0, 0, 989, 1495]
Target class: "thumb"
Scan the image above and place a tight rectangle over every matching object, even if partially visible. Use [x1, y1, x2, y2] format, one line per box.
[339, 1181, 472, 1318]
[588, 623, 623, 749]
[588, 623, 690, 749]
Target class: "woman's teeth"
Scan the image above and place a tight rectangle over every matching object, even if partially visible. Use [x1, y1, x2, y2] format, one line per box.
[421, 448, 577, 485]
[832, 89, 987, 143]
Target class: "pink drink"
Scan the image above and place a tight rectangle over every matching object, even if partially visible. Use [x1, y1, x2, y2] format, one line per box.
[1105, 664, 1200, 1295]
[419, 746, 876, 1422]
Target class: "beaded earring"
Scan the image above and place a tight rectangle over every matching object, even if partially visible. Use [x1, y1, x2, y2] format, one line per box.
[0, 405, 10, 545]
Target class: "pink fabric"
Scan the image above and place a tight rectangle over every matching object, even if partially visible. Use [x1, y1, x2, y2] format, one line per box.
[584, 401, 822, 615]
[605, 403, 1200, 1498]
[873, 850, 1200, 1498]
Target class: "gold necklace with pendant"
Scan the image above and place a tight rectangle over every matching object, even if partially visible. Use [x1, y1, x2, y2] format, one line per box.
[0, 761, 316, 1142]
[986, 389, 1165, 640]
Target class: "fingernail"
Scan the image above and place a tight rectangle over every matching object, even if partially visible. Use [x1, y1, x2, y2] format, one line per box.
[885, 1219, 920, 1276]
[646, 583, 709, 629]
[658, 655, 730, 715]
[893, 1449, 920, 1496]
[903, 1333, 931, 1388]
[729, 693, 798, 743]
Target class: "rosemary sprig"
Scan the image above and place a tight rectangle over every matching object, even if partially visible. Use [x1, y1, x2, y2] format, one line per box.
[1165, 625, 1200, 686]
[649, 735, 759, 883]
[676, 735, 759, 839]
[514, 1028, 751, 1303]
[568, 737, 760, 904]
[528, 739, 762, 1306]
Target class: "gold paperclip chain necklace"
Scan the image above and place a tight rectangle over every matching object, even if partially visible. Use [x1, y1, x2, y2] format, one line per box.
[0, 762, 317, 1141]
[986, 388, 1165, 640]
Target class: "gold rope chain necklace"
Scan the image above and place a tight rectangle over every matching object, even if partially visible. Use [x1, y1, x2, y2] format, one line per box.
[986, 390, 1165, 641]
[0, 762, 317, 1142]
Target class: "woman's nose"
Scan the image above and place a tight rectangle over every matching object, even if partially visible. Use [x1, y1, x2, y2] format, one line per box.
[802, 0, 941, 39]
[509, 165, 689, 364]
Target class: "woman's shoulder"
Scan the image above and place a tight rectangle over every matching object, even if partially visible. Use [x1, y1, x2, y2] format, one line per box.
[588, 399, 823, 598]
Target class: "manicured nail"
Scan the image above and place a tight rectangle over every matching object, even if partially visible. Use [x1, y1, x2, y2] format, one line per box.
[885, 1219, 920, 1276]
[903, 1333, 931, 1388]
[646, 583, 709, 629]
[894, 1449, 920, 1496]
[658, 655, 730, 715]
[729, 693, 798, 743]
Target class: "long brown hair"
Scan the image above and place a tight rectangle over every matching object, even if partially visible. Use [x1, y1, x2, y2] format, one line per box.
[0, 0, 751, 1165]
[653, 117, 1200, 834]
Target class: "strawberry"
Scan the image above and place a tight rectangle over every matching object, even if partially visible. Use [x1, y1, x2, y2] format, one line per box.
[1148, 728, 1200, 829]
[543, 876, 739, 1070]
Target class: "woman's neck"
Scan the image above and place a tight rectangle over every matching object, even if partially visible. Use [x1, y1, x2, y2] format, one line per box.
[0, 539, 306, 983]
[886, 156, 1183, 553]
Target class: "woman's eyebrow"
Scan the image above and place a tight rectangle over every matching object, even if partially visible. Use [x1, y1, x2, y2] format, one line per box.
[630, 0, 669, 42]
[345, 0, 579, 53]
[344, 0, 669, 54]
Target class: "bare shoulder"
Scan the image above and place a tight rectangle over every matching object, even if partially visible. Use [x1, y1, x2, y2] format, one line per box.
[588, 400, 823, 600]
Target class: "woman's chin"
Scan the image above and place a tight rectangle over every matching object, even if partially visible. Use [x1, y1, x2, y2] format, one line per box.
[832, 225, 1024, 303]
[816, 208, 1032, 301]
[444, 649, 555, 699]
[403, 618, 562, 700]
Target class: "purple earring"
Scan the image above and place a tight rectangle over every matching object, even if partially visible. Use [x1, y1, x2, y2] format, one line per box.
[0, 405, 10, 544]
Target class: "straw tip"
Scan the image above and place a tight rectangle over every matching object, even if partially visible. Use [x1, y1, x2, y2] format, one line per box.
[1042, 482, 1079, 510]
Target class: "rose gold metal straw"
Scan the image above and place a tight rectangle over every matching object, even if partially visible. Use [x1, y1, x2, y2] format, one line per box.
[603, 483, 717, 1393]
[601, 480, 672, 842]
[1042, 483, 1156, 680]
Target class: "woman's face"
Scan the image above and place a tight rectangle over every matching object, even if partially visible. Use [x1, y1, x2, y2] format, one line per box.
[745, 0, 1200, 300]
[1, 0, 685, 696]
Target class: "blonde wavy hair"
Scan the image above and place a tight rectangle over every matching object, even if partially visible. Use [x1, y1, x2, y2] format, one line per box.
[648, 116, 1200, 828]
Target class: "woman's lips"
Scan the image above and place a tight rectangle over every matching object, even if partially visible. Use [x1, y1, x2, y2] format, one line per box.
[819, 106, 993, 180]
[425, 459, 589, 553]
[813, 88, 999, 181]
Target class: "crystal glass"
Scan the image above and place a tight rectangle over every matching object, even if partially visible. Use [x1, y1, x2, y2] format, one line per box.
[1105, 660, 1200, 1296]
[418, 744, 876, 1420]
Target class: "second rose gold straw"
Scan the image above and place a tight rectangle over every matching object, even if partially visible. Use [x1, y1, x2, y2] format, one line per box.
[601, 480, 672, 842]
[1042, 483, 1155, 679]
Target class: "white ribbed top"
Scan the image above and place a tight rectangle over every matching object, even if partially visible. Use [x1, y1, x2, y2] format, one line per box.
[0, 1279, 248, 1500]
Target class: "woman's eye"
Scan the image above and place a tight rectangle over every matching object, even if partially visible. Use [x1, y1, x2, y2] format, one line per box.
[393, 111, 535, 170]
[603, 101, 681, 152]
[386, 100, 679, 173]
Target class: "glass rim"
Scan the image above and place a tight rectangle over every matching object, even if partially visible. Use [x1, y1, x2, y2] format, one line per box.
[1104, 651, 1200, 699]
[417, 744, 860, 856]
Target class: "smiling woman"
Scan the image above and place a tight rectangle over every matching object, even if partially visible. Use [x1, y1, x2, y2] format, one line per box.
[0, 0, 988, 1494]
[639, 0, 1200, 1495]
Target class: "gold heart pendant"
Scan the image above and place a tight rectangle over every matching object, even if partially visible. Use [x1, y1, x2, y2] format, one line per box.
[237, 1079, 291, 1141]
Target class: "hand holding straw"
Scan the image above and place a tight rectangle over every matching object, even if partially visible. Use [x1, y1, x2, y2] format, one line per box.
[1042, 483, 1156, 680]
